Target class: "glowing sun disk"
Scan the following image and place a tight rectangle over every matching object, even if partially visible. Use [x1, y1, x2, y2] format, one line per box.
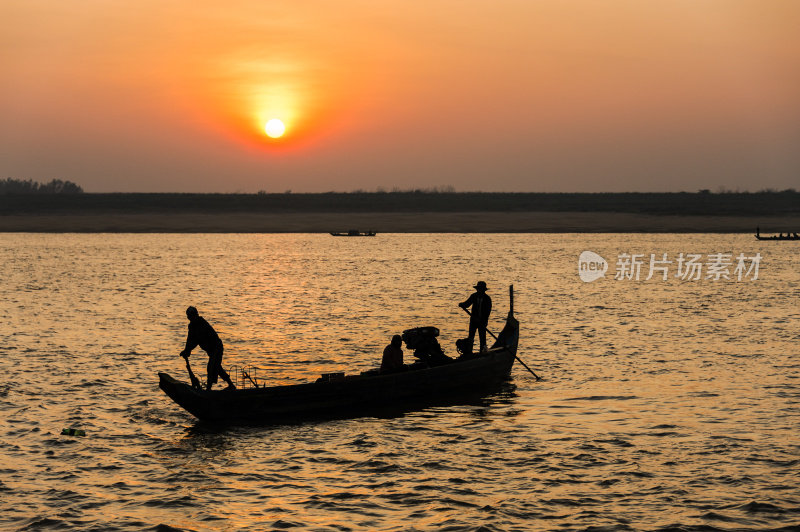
[265, 118, 286, 138]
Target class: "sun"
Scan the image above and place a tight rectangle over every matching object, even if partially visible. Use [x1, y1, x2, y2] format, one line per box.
[264, 118, 286, 138]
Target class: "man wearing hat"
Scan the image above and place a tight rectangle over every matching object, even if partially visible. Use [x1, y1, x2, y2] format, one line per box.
[459, 281, 492, 353]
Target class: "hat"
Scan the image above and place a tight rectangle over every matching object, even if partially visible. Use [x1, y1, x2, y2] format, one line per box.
[474, 281, 488, 291]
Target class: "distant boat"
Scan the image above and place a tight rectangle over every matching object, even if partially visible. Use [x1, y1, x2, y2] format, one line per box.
[755, 227, 799, 241]
[159, 287, 522, 425]
[330, 230, 376, 237]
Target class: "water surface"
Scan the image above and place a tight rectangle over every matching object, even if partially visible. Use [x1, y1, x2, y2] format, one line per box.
[1, 234, 798, 531]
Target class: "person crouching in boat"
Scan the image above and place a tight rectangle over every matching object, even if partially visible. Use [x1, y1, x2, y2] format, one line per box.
[179, 306, 236, 391]
[381, 334, 404, 373]
[458, 281, 492, 354]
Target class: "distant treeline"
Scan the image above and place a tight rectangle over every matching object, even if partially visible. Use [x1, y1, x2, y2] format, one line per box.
[1, 178, 83, 195]
[1, 190, 797, 216]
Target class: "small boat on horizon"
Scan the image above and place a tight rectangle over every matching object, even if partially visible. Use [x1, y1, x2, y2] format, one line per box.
[330, 230, 376, 237]
[159, 287, 523, 425]
[755, 227, 799, 241]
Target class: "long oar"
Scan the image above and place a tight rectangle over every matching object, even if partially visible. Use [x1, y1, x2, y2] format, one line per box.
[182, 355, 202, 389]
[461, 307, 541, 380]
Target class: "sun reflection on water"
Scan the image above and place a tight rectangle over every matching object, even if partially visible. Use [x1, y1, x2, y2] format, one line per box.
[0, 233, 797, 530]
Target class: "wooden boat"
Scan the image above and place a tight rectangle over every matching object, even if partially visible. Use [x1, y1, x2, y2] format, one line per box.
[755, 233, 799, 241]
[159, 290, 520, 424]
[330, 230, 376, 237]
[755, 226, 799, 240]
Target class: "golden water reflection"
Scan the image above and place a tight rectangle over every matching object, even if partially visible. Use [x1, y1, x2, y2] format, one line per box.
[0, 233, 797, 530]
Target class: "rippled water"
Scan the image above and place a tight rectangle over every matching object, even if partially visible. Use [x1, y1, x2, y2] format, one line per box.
[1, 233, 798, 531]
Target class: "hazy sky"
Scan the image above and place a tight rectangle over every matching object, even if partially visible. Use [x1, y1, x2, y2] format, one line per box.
[2, 1, 799, 192]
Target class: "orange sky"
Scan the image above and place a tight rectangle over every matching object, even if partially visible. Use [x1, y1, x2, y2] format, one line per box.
[2, 1, 799, 192]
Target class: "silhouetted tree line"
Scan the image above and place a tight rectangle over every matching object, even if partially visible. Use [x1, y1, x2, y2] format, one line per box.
[0, 178, 83, 194]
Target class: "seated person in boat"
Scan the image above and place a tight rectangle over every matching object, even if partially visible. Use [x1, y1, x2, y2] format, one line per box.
[180, 306, 236, 391]
[381, 335, 404, 373]
[458, 281, 492, 353]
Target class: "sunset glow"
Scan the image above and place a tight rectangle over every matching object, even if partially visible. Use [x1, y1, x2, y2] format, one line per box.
[2, 1, 799, 192]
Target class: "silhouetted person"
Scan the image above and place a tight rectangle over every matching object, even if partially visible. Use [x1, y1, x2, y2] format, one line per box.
[381, 334, 404, 373]
[180, 306, 235, 391]
[459, 281, 492, 353]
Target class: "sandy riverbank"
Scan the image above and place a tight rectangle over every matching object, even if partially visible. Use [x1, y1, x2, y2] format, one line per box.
[1, 212, 797, 233]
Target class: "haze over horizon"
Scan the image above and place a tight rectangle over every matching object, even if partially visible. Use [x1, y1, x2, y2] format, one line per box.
[2, 1, 799, 193]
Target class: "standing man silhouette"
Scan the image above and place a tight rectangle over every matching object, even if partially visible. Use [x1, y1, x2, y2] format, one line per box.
[459, 281, 492, 353]
[180, 306, 236, 391]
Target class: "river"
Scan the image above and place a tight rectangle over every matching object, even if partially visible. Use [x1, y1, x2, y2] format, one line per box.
[1, 233, 797, 531]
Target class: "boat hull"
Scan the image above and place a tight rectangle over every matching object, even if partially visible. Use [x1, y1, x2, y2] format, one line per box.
[329, 232, 376, 237]
[755, 235, 799, 241]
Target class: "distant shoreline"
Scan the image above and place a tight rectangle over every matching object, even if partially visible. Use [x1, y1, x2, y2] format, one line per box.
[1, 212, 797, 233]
[1, 191, 798, 215]
[2, 192, 797, 233]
